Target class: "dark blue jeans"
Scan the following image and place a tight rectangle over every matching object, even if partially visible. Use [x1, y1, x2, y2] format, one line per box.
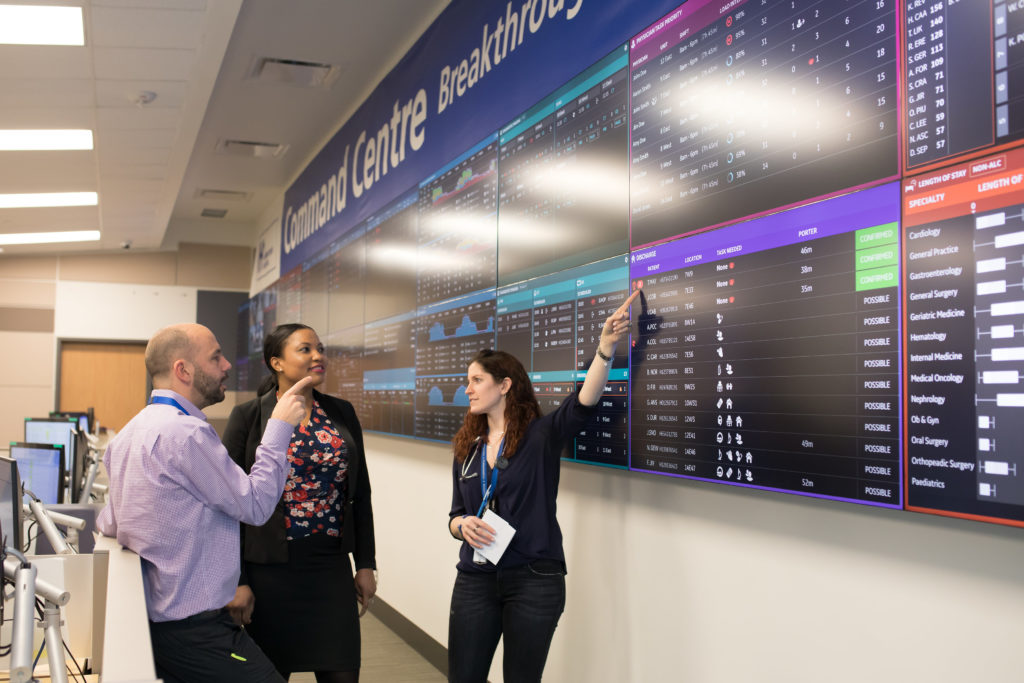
[448, 560, 566, 683]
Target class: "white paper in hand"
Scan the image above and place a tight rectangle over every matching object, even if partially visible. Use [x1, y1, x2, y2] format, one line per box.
[471, 509, 516, 565]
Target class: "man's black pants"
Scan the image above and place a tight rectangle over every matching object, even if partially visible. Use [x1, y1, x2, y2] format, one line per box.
[148, 608, 283, 683]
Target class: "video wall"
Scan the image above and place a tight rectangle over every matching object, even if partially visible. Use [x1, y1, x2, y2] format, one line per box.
[239, 0, 1024, 527]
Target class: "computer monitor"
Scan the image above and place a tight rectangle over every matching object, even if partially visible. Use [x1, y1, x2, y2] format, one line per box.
[0, 456, 23, 552]
[9, 442, 64, 505]
[24, 417, 77, 502]
[50, 411, 89, 435]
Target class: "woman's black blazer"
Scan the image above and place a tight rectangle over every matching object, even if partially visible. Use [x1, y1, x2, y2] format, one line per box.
[223, 388, 376, 583]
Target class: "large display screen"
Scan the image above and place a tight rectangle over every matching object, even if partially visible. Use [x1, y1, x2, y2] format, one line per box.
[497, 46, 630, 285]
[324, 324, 364, 417]
[417, 137, 498, 307]
[496, 255, 631, 467]
[326, 226, 366, 332]
[364, 191, 419, 322]
[903, 145, 1024, 526]
[630, 183, 902, 507]
[240, 0, 1024, 527]
[414, 289, 497, 441]
[628, 0, 899, 248]
[362, 311, 416, 436]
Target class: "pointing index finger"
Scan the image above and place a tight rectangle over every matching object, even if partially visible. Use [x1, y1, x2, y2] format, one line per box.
[282, 375, 314, 397]
[614, 289, 642, 316]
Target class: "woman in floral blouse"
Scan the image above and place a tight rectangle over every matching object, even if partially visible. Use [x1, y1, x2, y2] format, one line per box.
[223, 324, 376, 683]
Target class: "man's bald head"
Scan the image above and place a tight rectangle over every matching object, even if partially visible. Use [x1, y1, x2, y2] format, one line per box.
[145, 324, 203, 381]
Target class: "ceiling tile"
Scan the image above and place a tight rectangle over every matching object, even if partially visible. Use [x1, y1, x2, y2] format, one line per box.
[101, 129, 178, 149]
[91, 7, 205, 50]
[0, 151, 97, 190]
[94, 79, 187, 108]
[93, 0, 206, 9]
[93, 47, 197, 81]
[98, 162, 167, 180]
[0, 107, 95, 129]
[0, 206, 99, 231]
[100, 145, 171, 165]
[0, 46, 93, 80]
[0, 79, 94, 109]
[95, 106, 181, 131]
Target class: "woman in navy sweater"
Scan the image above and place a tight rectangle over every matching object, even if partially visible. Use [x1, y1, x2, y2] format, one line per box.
[447, 289, 639, 682]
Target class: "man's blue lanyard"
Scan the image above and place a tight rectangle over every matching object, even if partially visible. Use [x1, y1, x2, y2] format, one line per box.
[149, 395, 188, 415]
[477, 438, 505, 517]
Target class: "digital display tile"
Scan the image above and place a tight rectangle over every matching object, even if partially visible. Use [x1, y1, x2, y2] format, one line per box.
[414, 289, 497, 442]
[417, 136, 498, 307]
[630, 182, 902, 507]
[903, 145, 1024, 526]
[496, 256, 631, 468]
[276, 266, 303, 327]
[497, 46, 630, 285]
[364, 191, 419, 322]
[362, 311, 416, 436]
[326, 225, 367, 332]
[323, 325, 364, 417]
[300, 247, 330, 336]
[629, 0, 899, 248]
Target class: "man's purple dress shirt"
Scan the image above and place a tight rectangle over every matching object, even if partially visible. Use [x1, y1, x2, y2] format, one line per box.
[96, 389, 294, 622]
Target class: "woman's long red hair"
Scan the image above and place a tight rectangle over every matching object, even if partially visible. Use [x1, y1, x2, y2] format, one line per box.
[452, 349, 541, 464]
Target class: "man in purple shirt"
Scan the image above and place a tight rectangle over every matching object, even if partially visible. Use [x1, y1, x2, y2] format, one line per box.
[97, 323, 310, 682]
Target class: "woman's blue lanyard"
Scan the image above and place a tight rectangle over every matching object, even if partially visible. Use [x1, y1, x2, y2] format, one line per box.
[477, 438, 505, 517]
[149, 395, 187, 414]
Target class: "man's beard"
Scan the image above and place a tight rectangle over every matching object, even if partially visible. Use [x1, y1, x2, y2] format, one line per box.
[193, 365, 227, 408]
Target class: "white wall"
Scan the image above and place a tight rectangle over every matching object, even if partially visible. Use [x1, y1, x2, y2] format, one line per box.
[366, 433, 1024, 683]
[55, 281, 198, 341]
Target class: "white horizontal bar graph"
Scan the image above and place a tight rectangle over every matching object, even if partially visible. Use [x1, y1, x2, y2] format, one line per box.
[995, 231, 1024, 248]
[991, 301, 1024, 316]
[996, 393, 1024, 407]
[978, 280, 1008, 296]
[977, 213, 1007, 229]
[982, 370, 1020, 384]
[977, 257, 1007, 273]
[983, 461, 1010, 475]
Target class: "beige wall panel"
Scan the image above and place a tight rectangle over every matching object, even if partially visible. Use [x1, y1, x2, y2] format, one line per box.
[60, 342, 147, 432]
[0, 385, 53, 445]
[0, 307, 54, 332]
[59, 252, 177, 285]
[175, 242, 252, 289]
[0, 256, 58, 280]
[0, 280, 56, 308]
[0, 331, 55, 387]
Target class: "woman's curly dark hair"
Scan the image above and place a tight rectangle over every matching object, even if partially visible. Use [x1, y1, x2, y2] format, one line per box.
[452, 349, 541, 464]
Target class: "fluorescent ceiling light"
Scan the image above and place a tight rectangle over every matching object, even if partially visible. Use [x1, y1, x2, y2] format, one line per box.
[0, 129, 93, 151]
[0, 230, 99, 245]
[0, 192, 98, 208]
[0, 5, 85, 45]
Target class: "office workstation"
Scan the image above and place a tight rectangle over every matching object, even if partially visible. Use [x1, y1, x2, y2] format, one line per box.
[2, 0, 1024, 681]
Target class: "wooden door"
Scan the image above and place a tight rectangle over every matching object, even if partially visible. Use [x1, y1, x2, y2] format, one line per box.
[59, 342, 147, 432]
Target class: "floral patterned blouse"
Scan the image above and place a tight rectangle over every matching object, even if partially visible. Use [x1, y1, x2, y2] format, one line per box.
[282, 399, 349, 540]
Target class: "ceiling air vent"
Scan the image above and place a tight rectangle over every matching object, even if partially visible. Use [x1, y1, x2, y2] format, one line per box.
[216, 139, 288, 159]
[201, 208, 228, 219]
[247, 56, 341, 88]
[195, 188, 251, 202]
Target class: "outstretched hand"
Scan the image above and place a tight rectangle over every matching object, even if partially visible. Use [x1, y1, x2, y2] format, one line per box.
[271, 376, 314, 426]
[600, 288, 641, 347]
